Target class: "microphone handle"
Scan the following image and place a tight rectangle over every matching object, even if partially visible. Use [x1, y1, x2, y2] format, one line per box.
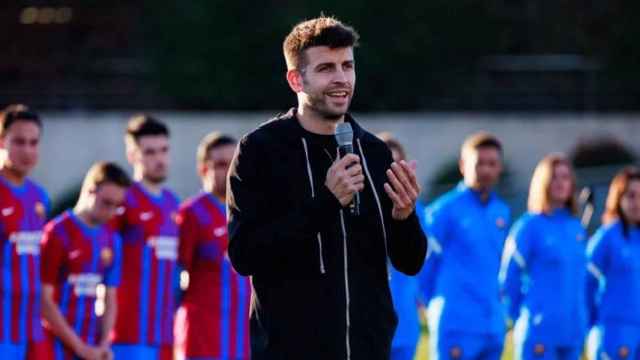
[339, 144, 360, 216]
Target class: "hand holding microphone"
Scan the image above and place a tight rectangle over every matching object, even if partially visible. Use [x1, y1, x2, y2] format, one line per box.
[325, 153, 364, 210]
[325, 122, 363, 214]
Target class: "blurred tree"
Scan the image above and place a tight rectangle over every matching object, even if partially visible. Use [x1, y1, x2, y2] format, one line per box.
[4, 1, 637, 110]
[570, 136, 636, 168]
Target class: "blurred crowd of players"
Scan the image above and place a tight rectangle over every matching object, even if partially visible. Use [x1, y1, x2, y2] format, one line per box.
[0, 104, 638, 360]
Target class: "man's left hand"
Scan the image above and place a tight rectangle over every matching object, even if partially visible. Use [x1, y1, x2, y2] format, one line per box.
[384, 160, 421, 221]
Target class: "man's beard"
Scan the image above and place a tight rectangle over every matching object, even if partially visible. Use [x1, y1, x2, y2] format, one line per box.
[306, 93, 349, 121]
[145, 172, 166, 185]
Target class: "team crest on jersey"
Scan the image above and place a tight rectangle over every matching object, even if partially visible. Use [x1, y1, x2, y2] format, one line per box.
[496, 217, 506, 229]
[619, 346, 630, 359]
[101, 247, 113, 266]
[449, 346, 462, 359]
[533, 343, 545, 356]
[35, 202, 46, 219]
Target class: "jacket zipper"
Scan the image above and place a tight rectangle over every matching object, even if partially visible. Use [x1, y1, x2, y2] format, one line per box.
[301, 138, 326, 275]
[339, 210, 351, 360]
[317, 232, 326, 274]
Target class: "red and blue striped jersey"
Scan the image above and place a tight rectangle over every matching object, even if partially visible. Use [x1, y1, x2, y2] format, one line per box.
[175, 192, 250, 359]
[111, 182, 179, 346]
[0, 176, 49, 344]
[40, 211, 122, 359]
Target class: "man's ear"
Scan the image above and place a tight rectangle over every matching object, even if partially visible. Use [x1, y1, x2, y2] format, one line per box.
[286, 69, 304, 93]
[125, 145, 137, 166]
[197, 162, 208, 178]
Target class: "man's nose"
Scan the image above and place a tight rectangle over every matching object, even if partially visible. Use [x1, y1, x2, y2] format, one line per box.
[332, 68, 348, 83]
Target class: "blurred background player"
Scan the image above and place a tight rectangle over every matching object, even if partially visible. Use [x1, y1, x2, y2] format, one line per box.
[40, 162, 130, 360]
[110, 115, 179, 360]
[174, 132, 250, 360]
[420, 132, 510, 360]
[586, 167, 640, 360]
[0, 107, 50, 359]
[378, 132, 426, 360]
[500, 154, 588, 360]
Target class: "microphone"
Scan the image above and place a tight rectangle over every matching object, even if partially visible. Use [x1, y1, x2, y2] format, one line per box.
[335, 122, 360, 216]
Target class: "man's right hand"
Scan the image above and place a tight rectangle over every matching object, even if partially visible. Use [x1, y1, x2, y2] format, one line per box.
[325, 153, 365, 207]
[74, 341, 105, 360]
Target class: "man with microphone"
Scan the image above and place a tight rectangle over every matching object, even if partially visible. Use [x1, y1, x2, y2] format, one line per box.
[227, 16, 427, 360]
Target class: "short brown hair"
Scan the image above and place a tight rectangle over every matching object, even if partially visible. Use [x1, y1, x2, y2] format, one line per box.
[283, 16, 359, 70]
[377, 132, 407, 161]
[0, 105, 41, 138]
[527, 153, 578, 215]
[603, 166, 640, 227]
[82, 161, 132, 193]
[197, 132, 237, 164]
[460, 131, 503, 159]
[125, 114, 169, 145]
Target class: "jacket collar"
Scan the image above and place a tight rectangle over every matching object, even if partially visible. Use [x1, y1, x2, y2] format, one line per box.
[279, 107, 364, 142]
[457, 181, 498, 205]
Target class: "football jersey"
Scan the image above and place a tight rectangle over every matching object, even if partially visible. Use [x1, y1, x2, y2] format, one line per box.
[111, 182, 179, 346]
[175, 192, 250, 359]
[40, 210, 122, 358]
[0, 176, 49, 343]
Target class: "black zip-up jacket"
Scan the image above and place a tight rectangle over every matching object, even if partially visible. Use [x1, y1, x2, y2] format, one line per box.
[227, 109, 427, 360]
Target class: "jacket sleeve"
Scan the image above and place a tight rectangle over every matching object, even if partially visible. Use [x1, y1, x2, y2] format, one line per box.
[586, 228, 609, 327]
[499, 217, 533, 321]
[227, 133, 342, 276]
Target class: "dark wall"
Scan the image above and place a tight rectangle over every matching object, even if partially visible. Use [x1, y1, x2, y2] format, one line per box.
[1, 1, 638, 111]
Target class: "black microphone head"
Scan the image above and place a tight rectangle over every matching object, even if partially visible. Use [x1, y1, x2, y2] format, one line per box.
[335, 122, 353, 147]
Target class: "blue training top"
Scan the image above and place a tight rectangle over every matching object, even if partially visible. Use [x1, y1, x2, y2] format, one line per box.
[587, 220, 640, 327]
[420, 182, 510, 336]
[500, 208, 588, 347]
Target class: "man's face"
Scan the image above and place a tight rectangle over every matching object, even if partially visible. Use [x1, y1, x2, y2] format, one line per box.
[129, 135, 170, 184]
[0, 121, 40, 177]
[87, 183, 127, 224]
[201, 143, 235, 198]
[460, 147, 502, 192]
[295, 46, 355, 120]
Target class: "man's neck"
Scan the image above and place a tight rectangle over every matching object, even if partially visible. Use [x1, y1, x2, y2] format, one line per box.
[0, 166, 26, 186]
[137, 176, 163, 195]
[73, 206, 98, 227]
[203, 183, 225, 204]
[467, 183, 492, 203]
[296, 106, 344, 135]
